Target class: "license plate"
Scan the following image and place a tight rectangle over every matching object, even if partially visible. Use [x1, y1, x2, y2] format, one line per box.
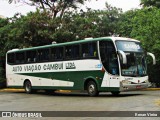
[136, 85, 141, 89]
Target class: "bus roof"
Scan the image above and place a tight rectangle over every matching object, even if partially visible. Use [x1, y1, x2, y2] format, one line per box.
[7, 37, 139, 53]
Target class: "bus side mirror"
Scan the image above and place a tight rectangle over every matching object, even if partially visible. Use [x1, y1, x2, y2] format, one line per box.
[147, 52, 156, 65]
[117, 50, 127, 64]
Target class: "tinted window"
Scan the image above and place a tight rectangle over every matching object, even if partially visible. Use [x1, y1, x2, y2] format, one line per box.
[37, 49, 49, 62]
[72, 45, 80, 59]
[51, 47, 63, 61]
[65, 45, 80, 60]
[82, 42, 97, 58]
[7, 53, 15, 64]
[65, 46, 72, 59]
[15, 52, 25, 64]
[26, 50, 37, 63]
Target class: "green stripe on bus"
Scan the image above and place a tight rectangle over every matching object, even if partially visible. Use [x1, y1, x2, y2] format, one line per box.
[17, 70, 105, 90]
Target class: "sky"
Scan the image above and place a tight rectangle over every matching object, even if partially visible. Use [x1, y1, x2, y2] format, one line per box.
[0, 0, 141, 18]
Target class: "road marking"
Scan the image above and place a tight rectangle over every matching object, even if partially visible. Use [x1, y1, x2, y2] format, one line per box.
[155, 99, 160, 107]
[0, 88, 71, 93]
[57, 90, 71, 93]
[142, 88, 160, 91]
[0, 88, 25, 92]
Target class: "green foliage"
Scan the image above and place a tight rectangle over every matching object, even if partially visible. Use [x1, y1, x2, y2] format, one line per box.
[117, 10, 137, 37]
[131, 7, 160, 60]
[3, 11, 58, 47]
[0, 18, 11, 81]
[59, 3, 122, 40]
[0, 18, 9, 55]
[140, 0, 160, 8]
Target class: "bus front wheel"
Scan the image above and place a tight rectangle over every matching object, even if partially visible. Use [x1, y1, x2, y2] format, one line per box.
[24, 81, 34, 94]
[87, 81, 99, 97]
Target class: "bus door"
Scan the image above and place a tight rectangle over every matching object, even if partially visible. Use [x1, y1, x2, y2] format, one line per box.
[99, 40, 120, 88]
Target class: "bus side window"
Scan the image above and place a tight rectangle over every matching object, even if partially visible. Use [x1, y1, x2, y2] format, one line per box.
[57, 47, 63, 60]
[15, 52, 25, 64]
[72, 45, 80, 59]
[51, 48, 56, 60]
[26, 50, 37, 63]
[82, 42, 98, 58]
[64, 45, 80, 60]
[89, 42, 97, 57]
[38, 49, 49, 62]
[7, 53, 15, 64]
[82, 43, 88, 58]
[51, 47, 63, 61]
[65, 46, 72, 59]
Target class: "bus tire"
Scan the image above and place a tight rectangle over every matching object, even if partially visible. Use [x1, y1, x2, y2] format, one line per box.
[24, 81, 34, 94]
[87, 81, 99, 97]
[111, 91, 120, 96]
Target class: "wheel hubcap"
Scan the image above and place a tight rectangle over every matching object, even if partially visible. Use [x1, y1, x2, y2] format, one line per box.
[26, 83, 31, 92]
[89, 84, 95, 94]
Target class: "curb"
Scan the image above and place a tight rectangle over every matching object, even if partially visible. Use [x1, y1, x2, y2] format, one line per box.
[0, 88, 25, 92]
[0, 88, 160, 92]
[142, 88, 160, 91]
[0, 88, 71, 93]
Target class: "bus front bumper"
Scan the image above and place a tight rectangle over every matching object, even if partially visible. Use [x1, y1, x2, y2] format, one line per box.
[120, 82, 150, 91]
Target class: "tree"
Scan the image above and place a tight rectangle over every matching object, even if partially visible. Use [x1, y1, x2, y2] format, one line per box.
[5, 11, 58, 47]
[140, 0, 160, 8]
[5, 1, 122, 45]
[0, 18, 10, 83]
[102, 2, 122, 36]
[58, 2, 122, 40]
[117, 9, 137, 37]
[8, 0, 87, 18]
[130, 7, 160, 57]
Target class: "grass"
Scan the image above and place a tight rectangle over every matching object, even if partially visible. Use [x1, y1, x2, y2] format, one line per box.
[155, 99, 160, 107]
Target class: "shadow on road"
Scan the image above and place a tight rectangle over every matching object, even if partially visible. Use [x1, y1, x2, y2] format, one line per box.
[4, 90, 145, 98]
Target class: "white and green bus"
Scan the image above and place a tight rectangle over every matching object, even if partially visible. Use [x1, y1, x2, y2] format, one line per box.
[6, 37, 156, 96]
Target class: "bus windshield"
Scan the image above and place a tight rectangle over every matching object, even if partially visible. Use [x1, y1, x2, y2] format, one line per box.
[116, 41, 147, 77]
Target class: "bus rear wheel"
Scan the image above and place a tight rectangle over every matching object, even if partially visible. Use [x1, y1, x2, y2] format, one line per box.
[87, 81, 99, 97]
[24, 81, 35, 94]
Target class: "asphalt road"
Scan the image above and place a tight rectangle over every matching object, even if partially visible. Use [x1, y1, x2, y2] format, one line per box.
[0, 89, 159, 120]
